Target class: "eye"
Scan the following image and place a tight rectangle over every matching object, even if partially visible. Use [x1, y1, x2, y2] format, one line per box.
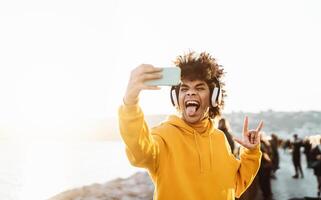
[180, 88, 188, 92]
[197, 87, 205, 91]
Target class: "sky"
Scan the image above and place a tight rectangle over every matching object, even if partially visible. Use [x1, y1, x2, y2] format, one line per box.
[0, 0, 320, 139]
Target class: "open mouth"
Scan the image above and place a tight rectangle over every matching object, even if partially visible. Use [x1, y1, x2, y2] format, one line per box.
[185, 100, 200, 110]
[185, 100, 200, 116]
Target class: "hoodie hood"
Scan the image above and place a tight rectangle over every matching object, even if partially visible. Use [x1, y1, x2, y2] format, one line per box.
[166, 115, 214, 136]
[166, 115, 215, 173]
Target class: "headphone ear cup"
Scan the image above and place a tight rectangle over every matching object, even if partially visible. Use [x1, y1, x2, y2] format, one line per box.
[217, 88, 222, 105]
[170, 87, 179, 107]
[211, 87, 220, 107]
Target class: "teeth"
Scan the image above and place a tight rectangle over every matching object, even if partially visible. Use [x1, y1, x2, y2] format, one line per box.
[185, 100, 199, 106]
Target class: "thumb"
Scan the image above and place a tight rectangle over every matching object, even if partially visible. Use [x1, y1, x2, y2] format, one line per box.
[233, 136, 245, 147]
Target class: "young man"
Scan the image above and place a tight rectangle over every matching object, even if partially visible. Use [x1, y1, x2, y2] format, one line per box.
[118, 52, 263, 200]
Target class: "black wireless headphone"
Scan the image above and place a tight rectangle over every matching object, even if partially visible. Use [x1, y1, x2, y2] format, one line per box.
[170, 77, 222, 108]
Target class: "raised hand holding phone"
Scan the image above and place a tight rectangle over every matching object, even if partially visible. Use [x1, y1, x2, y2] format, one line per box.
[123, 64, 163, 105]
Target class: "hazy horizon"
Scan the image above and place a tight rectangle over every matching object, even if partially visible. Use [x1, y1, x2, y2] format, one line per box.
[1, 110, 320, 141]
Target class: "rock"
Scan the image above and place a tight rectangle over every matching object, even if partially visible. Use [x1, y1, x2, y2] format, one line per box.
[49, 172, 154, 200]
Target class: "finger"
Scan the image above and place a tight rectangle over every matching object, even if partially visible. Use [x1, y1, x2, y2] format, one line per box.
[255, 132, 261, 144]
[233, 136, 245, 147]
[242, 116, 249, 136]
[141, 73, 163, 81]
[139, 64, 163, 73]
[143, 85, 161, 90]
[253, 132, 261, 145]
[256, 120, 264, 132]
[249, 131, 256, 144]
[248, 132, 253, 144]
[145, 67, 163, 73]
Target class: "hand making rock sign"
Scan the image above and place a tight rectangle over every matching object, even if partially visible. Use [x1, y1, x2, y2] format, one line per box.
[234, 116, 264, 150]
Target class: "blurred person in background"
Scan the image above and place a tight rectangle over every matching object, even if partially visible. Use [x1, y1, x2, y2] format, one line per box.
[270, 133, 280, 179]
[310, 136, 321, 198]
[258, 133, 274, 200]
[292, 134, 304, 179]
[218, 117, 236, 156]
[303, 136, 312, 168]
[282, 139, 291, 153]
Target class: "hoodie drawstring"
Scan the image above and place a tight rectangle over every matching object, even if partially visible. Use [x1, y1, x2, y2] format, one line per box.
[193, 132, 203, 173]
[209, 133, 214, 170]
[194, 131, 214, 173]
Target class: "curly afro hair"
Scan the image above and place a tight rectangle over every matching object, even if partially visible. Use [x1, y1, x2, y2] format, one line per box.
[173, 51, 226, 119]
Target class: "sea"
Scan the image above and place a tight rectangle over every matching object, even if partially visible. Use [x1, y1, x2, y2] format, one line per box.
[0, 140, 142, 200]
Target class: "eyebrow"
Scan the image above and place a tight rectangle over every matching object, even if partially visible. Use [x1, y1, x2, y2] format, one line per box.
[195, 83, 206, 87]
[181, 83, 206, 88]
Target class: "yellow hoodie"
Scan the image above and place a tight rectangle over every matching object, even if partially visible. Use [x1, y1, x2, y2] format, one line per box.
[118, 104, 262, 200]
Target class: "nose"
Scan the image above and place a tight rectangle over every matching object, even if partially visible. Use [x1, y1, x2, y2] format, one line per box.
[186, 89, 196, 96]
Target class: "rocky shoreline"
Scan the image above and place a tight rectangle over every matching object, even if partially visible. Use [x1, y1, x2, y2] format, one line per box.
[49, 172, 154, 200]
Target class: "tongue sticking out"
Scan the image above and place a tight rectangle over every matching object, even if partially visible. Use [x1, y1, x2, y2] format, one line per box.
[186, 106, 197, 116]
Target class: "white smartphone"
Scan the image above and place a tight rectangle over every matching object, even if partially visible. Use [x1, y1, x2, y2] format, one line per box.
[145, 67, 181, 86]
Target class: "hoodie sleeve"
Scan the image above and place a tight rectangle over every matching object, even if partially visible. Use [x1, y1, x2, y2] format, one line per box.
[118, 103, 163, 173]
[234, 145, 262, 198]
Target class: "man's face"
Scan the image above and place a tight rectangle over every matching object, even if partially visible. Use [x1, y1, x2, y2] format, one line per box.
[178, 79, 210, 124]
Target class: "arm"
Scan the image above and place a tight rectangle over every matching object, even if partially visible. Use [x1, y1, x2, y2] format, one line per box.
[119, 104, 164, 172]
[233, 116, 263, 197]
[234, 145, 262, 198]
[118, 64, 163, 172]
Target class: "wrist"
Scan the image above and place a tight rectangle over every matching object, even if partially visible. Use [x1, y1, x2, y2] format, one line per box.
[243, 144, 260, 153]
[123, 95, 139, 105]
